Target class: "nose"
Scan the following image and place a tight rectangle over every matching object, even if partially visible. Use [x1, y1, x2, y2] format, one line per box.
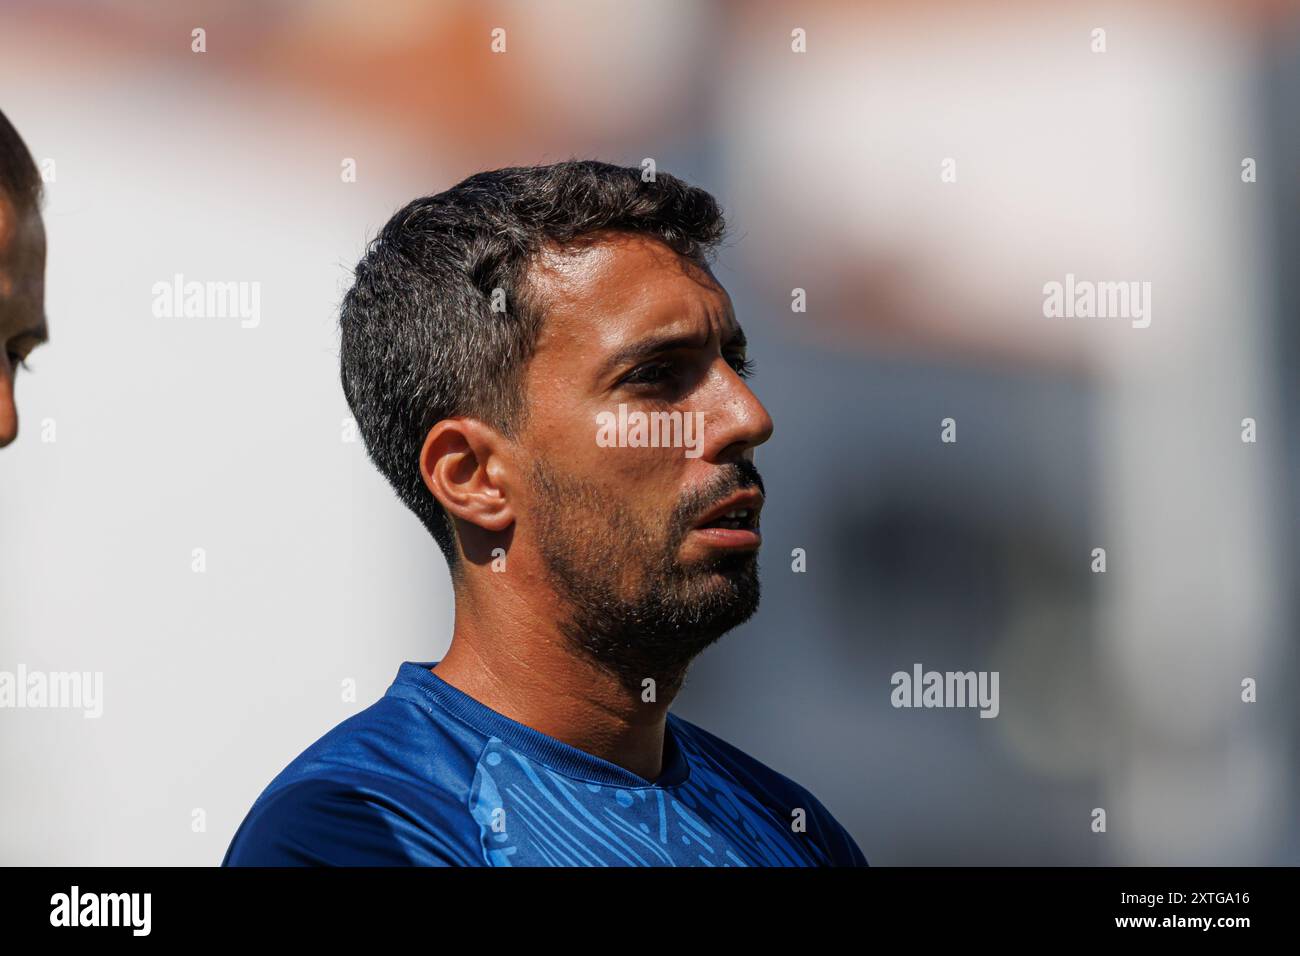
[704, 359, 774, 463]
[0, 370, 17, 448]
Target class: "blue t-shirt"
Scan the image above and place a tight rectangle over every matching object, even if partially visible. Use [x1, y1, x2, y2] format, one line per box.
[222, 660, 867, 867]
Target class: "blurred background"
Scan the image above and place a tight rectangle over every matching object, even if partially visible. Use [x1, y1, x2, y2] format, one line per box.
[0, 0, 1296, 865]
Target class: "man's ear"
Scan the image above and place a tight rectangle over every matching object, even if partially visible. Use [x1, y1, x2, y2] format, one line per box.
[418, 418, 515, 533]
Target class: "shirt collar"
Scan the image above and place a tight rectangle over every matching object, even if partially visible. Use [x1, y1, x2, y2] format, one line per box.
[391, 660, 691, 789]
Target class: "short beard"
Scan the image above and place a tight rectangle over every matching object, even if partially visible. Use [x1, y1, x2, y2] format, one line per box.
[528, 459, 763, 697]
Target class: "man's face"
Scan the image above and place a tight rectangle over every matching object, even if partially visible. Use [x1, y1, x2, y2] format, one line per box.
[0, 190, 47, 448]
[513, 232, 774, 692]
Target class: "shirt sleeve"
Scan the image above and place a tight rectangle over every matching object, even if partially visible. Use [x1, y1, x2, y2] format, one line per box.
[805, 789, 869, 866]
[221, 776, 465, 867]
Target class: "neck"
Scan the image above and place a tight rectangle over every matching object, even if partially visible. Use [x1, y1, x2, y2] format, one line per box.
[431, 572, 679, 782]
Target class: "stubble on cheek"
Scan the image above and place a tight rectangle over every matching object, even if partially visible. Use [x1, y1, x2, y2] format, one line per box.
[527, 458, 660, 597]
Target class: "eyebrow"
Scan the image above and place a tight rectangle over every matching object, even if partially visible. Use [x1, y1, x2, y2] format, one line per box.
[599, 324, 748, 380]
[15, 315, 49, 344]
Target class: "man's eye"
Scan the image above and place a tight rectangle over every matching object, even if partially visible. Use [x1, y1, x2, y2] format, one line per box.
[623, 360, 677, 387]
[728, 354, 756, 379]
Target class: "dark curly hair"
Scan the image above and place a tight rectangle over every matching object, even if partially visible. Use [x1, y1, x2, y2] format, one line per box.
[339, 159, 728, 571]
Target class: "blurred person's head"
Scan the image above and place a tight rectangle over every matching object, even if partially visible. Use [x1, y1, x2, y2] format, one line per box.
[0, 108, 46, 449]
[340, 160, 773, 691]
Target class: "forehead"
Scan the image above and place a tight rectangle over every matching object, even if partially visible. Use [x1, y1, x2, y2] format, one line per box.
[0, 191, 46, 335]
[0, 191, 44, 267]
[528, 232, 734, 355]
[0, 190, 16, 257]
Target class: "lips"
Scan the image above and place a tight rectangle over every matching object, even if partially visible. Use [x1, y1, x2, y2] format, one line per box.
[691, 489, 764, 533]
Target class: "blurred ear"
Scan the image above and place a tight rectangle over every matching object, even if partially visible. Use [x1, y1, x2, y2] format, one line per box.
[418, 418, 515, 534]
